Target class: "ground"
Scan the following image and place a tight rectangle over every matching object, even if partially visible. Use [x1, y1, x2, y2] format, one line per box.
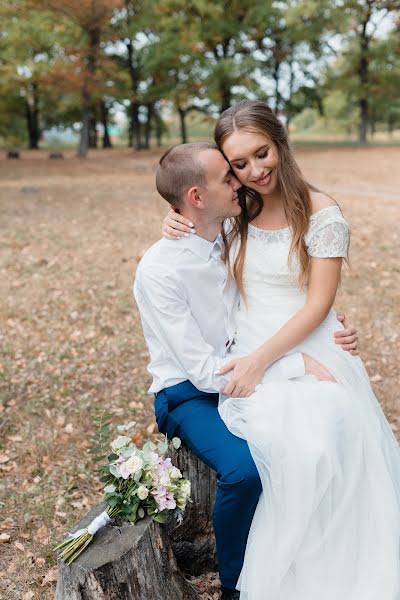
[0, 146, 399, 599]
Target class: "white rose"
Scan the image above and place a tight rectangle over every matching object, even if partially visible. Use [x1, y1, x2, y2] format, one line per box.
[169, 467, 182, 480]
[181, 480, 191, 497]
[160, 473, 171, 487]
[125, 455, 143, 474]
[137, 485, 149, 500]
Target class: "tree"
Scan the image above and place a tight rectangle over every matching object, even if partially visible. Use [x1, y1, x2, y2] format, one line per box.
[333, 0, 399, 144]
[31, 0, 123, 156]
[0, 0, 69, 148]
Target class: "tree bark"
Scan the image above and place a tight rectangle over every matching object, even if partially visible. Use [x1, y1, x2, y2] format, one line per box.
[101, 101, 112, 148]
[144, 103, 154, 149]
[154, 110, 163, 147]
[78, 28, 100, 157]
[55, 446, 217, 599]
[25, 82, 40, 149]
[89, 112, 98, 149]
[358, 15, 371, 146]
[126, 37, 142, 150]
[78, 99, 90, 157]
[220, 86, 231, 114]
[178, 108, 188, 144]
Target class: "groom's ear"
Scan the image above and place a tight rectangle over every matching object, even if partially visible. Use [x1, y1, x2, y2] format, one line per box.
[186, 186, 204, 209]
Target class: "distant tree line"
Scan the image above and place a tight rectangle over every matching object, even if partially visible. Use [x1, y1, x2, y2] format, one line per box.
[0, 0, 399, 154]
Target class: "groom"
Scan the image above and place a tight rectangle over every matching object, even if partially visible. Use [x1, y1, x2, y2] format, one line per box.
[134, 142, 358, 599]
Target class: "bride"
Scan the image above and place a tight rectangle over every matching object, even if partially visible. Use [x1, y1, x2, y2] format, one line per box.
[164, 100, 400, 599]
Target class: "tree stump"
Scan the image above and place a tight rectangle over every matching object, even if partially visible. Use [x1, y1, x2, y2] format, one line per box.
[55, 446, 217, 600]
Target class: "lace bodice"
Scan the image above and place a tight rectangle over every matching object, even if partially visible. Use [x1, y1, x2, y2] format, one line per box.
[247, 205, 349, 258]
[231, 206, 350, 353]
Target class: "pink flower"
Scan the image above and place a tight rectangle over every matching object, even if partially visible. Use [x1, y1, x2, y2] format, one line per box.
[151, 486, 176, 511]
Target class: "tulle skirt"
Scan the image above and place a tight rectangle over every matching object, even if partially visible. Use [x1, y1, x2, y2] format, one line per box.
[219, 310, 400, 599]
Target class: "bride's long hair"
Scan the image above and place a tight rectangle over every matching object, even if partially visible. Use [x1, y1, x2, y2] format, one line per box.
[215, 100, 321, 297]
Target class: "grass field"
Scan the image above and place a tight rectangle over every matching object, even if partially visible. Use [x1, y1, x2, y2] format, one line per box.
[0, 146, 399, 599]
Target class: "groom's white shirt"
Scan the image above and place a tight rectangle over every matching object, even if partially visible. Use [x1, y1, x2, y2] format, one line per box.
[134, 233, 304, 394]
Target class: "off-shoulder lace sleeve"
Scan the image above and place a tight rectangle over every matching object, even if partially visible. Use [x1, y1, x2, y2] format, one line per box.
[305, 206, 349, 258]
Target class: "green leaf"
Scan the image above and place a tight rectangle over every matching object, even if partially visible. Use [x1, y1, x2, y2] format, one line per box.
[138, 508, 145, 519]
[104, 484, 116, 493]
[172, 437, 181, 450]
[92, 455, 106, 463]
[133, 469, 143, 482]
[109, 464, 120, 478]
[153, 513, 168, 524]
[157, 440, 168, 455]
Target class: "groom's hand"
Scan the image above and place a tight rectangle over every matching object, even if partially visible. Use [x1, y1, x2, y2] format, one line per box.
[334, 312, 359, 355]
[218, 354, 265, 398]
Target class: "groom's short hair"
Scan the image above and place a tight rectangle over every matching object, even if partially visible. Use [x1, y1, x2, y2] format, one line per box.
[156, 142, 217, 207]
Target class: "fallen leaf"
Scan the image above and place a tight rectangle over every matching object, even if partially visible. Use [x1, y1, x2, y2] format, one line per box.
[370, 374, 383, 383]
[35, 557, 46, 567]
[0, 454, 10, 464]
[146, 422, 156, 434]
[36, 525, 49, 543]
[0, 533, 11, 543]
[7, 435, 23, 442]
[41, 567, 57, 586]
[14, 541, 25, 552]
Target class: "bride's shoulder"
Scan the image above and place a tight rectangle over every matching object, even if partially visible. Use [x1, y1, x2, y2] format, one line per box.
[305, 192, 349, 257]
[308, 192, 347, 228]
[309, 192, 336, 215]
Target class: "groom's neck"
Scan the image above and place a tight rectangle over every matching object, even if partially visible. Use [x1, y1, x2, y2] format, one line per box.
[194, 221, 223, 242]
[180, 210, 223, 243]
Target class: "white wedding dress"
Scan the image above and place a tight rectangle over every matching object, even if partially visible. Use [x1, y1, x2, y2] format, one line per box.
[219, 206, 400, 600]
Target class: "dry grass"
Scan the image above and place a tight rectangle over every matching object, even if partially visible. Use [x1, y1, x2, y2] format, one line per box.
[0, 146, 399, 599]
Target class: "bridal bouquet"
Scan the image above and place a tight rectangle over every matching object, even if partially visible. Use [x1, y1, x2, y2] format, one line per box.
[55, 415, 191, 564]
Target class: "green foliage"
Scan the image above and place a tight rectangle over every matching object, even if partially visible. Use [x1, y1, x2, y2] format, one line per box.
[1, 0, 399, 147]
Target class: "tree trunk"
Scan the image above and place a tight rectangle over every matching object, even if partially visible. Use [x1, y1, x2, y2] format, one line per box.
[144, 103, 153, 149]
[273, 61, 282, 115]
[89, 112, 98, 148]
[387, 114, 395, 135]
[154, 110, 163, 147]
[25, 82, 40, 149]
[101, 101, 112, 148]
[130, 102, 142, 150]
[272, 40, 283, 115]
[126, 38, 142, 150]
[220, 86, 231, 114]
[55, 446, 217, 599]
[78, 93, 91, 157]
[358, 18, 370, 146]
[178, 108, 188, 144]
[78, 28, 100, 157]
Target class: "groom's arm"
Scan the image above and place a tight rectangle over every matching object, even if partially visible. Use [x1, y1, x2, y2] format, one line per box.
[134, 268, 306, 392]
[134, 268, 230, 393]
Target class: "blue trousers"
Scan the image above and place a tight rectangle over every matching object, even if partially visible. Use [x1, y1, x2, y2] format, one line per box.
[155, 380, 262, 590]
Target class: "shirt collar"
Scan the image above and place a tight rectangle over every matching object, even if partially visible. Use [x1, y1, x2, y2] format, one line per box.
[163, 233, 223, 262]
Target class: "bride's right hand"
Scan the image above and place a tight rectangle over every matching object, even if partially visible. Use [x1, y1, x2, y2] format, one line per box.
[162, 209, 195, 240]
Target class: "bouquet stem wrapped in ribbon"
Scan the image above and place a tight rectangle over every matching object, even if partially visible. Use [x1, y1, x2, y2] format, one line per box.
[55, 416, 191, 565]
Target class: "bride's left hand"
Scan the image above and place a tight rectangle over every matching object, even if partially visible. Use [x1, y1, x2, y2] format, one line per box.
[218, 354, 265, 398]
